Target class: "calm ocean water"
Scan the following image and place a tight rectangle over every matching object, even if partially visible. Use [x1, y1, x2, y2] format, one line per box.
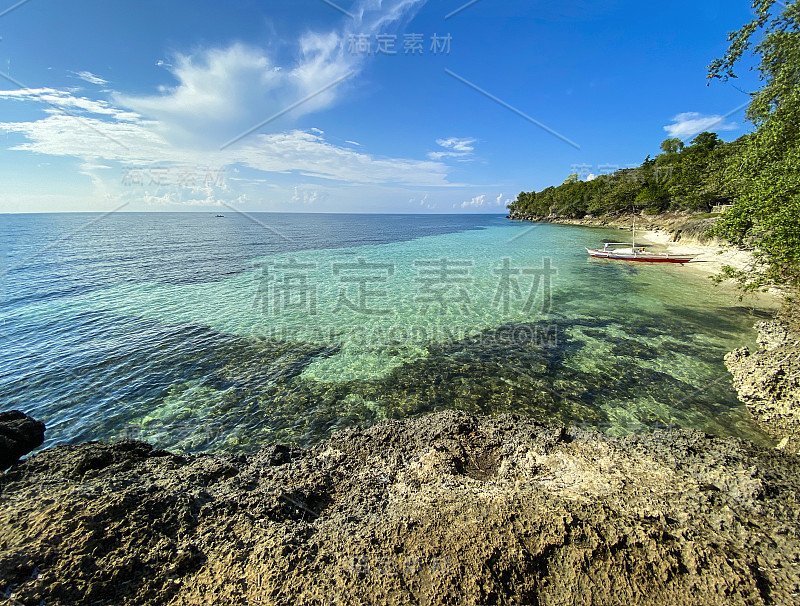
[0, 212, 775, 452]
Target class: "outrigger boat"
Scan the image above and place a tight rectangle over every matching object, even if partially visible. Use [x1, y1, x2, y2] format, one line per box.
[586, 220, 696, 264]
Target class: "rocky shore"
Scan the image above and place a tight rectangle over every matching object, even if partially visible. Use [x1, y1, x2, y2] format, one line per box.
[725, 300, 800, 454]
[2, 409, 800, 605]
[506, 210, 722, 246]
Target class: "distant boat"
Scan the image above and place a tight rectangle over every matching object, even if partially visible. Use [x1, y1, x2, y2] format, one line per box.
[586, 220, 695, 264]
[215, 214, 225, 218]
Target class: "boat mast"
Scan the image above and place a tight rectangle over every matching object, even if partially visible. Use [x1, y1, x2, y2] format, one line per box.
[632, 218, 636, 249]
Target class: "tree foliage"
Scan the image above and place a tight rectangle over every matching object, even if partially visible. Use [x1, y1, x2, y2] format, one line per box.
[660, 138, 685, 154]
[707, 0, 800, 288]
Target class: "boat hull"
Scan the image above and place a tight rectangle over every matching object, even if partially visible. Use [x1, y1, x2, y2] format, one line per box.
[586, 248, 694, 264]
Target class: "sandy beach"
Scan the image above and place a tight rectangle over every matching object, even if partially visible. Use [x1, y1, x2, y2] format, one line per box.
[635, 228, 755, 276]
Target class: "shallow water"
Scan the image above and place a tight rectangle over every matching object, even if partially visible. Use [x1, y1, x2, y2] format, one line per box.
[0, 212, 775, 452]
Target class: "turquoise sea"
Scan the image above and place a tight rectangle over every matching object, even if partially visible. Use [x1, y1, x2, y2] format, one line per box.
[0, 212, 775, 452]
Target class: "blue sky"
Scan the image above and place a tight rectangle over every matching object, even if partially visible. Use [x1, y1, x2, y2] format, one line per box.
[0, 0, 760, 213]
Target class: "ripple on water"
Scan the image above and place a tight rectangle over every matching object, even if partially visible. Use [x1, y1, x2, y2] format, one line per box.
[0, 216, 777, 452]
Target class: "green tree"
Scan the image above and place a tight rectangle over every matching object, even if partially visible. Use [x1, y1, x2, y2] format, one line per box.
[708, 0, 800, 288]
[660, 138, 685, 154]
[635, 182, 671, 213]
[665, 132, 728, 211]
[691, 132, 721, 151]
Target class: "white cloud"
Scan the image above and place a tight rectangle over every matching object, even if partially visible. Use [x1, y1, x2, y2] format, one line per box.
[0, 88, 139, 121]
[494, 193, 513, 207]
[428, 137, 476, 161]
[407, 193, 435, 209]
[0, 107, 451, 186]
[235, 131, 450, 185]
[0, 0, 463, 208]
[438, 137, 475, 152]
[114, 44, 297, 146]
[461, 194, 486, 208]
[143, 189, 243, 207]
[111, 1, 426, 149]
[71, 71, 109, 86]
[291, 186, 320, 205]
[586, 173, 597, 181]
[78, 161, 114, 201]
[353, 0, 427, 33]
[663, 112, 738, 138]
[460, 192, 509, 209]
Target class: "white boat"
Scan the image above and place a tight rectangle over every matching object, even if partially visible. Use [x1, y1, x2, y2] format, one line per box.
[586, 220, 696, 264]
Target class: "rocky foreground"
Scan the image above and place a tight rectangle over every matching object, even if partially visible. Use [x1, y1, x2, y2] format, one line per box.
[2, 410, 800, 605]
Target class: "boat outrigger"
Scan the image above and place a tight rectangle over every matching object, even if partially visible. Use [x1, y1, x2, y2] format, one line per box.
[586, 220, 696, 264]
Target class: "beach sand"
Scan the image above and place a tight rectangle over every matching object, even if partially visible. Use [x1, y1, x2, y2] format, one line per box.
[635, 229, 756, 277]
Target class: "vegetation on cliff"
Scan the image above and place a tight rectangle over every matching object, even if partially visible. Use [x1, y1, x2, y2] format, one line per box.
[507, 131, 734, 220]
[508, 0, 800, 289]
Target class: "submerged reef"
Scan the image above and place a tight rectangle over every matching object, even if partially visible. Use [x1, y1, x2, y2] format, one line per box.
[3, 303, 799, 604]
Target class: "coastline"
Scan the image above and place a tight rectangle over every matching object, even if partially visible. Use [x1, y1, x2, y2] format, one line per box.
[630, 228, 788, 305]
[508, 211, 785, 302]
[634, 229, 753, 276]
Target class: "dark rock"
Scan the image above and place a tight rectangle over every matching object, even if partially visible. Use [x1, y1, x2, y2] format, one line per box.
[0, 411, 45, 470]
